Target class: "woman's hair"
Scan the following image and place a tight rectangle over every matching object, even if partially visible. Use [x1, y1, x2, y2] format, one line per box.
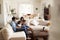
[20, 17, 24, 21]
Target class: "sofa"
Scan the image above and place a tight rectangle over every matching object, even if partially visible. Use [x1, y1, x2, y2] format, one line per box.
[1, 24, 26, 40]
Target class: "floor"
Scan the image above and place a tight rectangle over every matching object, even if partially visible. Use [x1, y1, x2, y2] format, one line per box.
[48, 24, 60, 40]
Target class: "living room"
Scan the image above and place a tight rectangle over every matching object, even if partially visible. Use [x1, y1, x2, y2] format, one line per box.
[0, 0, 60, 40]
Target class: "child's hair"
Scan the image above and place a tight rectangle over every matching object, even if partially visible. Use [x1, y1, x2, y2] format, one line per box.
[17, 21, 21, 24]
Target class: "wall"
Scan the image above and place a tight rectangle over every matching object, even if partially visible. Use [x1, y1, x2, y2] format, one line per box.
[0, 0, 11, 27]
[9, 0, 42, 18]
[38, 0, 60, 40]
[49, 0, 60, 40]
[0, 0, 5, 28]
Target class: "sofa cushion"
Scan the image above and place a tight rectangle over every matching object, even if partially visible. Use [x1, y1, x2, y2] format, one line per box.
[10, 31, 26, 40]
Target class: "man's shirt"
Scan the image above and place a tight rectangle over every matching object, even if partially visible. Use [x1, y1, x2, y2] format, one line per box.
[10, 21, 16, 32]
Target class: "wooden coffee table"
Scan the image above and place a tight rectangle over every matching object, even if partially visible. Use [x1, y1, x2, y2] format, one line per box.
[33, 30, 49, 40]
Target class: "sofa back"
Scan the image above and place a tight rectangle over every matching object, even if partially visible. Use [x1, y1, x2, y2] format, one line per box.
[2, 24, 14, 40]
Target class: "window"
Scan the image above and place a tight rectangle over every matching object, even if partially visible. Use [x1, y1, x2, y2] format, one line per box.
[19, 4, 33, 17]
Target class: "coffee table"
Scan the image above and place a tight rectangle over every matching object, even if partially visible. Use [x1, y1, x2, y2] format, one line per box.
[33, 30, 49, 40]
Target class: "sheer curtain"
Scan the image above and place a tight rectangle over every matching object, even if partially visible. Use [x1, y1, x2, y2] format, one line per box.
[19, 4, 33, 17]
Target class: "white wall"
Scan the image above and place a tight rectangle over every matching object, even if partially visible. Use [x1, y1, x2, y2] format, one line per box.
[38, 0, 60, 40]
[0, 0, 5, 28]
[49, 0, 60, 40]
[9, 0, 42, 18]
[0, 0, 12, 27]
[2, 0, 10, 26]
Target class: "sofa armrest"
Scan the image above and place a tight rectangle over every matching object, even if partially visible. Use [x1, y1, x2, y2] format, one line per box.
[10, 31, 26, 40]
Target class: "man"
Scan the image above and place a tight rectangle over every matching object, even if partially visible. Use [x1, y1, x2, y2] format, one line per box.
[10, 17, 17, 32]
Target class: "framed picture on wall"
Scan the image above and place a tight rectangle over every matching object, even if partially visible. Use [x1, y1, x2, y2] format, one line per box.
[0, 4, 1, 14]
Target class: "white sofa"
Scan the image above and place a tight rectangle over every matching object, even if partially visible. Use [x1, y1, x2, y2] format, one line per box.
[1, 24, 26, 40]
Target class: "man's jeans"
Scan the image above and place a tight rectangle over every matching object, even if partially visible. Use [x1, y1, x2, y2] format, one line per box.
[16, 25, 29, 37]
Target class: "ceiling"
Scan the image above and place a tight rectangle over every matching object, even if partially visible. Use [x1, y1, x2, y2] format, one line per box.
[10, 0, 43, 3]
